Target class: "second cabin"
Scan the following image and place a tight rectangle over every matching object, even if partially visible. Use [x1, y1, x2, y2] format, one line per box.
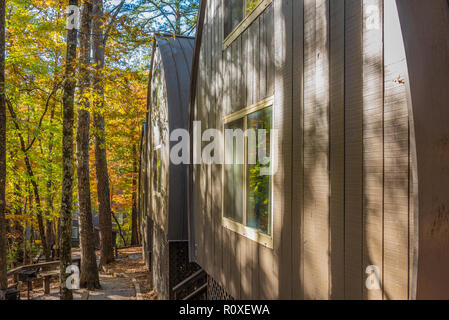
[139, 35, 200, 300]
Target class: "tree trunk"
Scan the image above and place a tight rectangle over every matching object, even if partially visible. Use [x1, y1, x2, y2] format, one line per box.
[175, 0, 182, 34]
[23, 193, 29, 265]
[23, 224, 27, 266]
[6, 100, 50, 261]
[13, 181, 24, 264]
[92, 0, 114, 266]
[111, 211, 127, 247]
[30, 226, 34, 262]
[55, 217, 60, 260]
[76, 0, 100, 290]
[45, 99, 57, 257]
[60, 0, 79, 300]
[0, 0, 6, 291]
[131, 144, 139, 245]
[46, 220, 53, 257]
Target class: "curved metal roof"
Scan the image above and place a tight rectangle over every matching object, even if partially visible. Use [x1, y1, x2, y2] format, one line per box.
[154, 35, 195, 241]
[156, 35, 195, 132]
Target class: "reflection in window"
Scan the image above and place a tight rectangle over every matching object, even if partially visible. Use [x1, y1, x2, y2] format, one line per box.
[246, 0, 261, 15]
[224, 0, 263, 38]
[156, 65, 164, 110]
[246, 106, 272, 235]
[224, 0, 243, 38]
[223, 106, 272, 237]
[72, 227, 78, 240]
[153, 63, 164, 112]
[224, 118, 244, 224]
[152, 58, 164, 195]
[153, 146, 162, 193]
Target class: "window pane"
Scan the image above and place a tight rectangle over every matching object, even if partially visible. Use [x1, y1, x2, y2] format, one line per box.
[153, 147, 162, 193]
[246, 106, 272, 235]
[153, 63, 161, 111]
[224, 118, 244, 223]
[153, 149, 158, 191]
[157, 148, 162, 193]
[246, 0, 261, 16]
[156, 65, 164, 111]
[224, 0, 244, 38]
[72, 227, 78, 240]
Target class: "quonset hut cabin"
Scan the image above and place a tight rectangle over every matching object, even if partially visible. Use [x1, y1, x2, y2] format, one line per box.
[188, 0, 449, 300]
[139, 34, 200, 300]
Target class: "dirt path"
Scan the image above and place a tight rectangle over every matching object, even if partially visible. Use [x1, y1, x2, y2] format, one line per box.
[32, 270, 135, 300]
[87, 273, 135, 300]
[29, 246, 156, 300]
[100, 246, 158, 300]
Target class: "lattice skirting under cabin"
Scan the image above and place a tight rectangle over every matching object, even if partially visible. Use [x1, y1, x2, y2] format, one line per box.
[150, 221, 202, 299]
[169, 241, 201, 299]
[207, 275, 234, 300]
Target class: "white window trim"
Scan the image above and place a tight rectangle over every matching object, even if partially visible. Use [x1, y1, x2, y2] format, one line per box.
[221, 96, 274, 249]
[222, 0, 273, 51]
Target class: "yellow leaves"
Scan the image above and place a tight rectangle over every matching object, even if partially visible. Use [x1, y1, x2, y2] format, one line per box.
[6, 0, 150, 238]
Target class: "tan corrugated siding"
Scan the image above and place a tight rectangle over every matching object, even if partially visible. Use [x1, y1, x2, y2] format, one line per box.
[291, 0, 305, 300]
[362, 0, 384, 301]
[329, 0, 345, 300]
[303, 0, 331, 300]
[344, 0, 364, 300]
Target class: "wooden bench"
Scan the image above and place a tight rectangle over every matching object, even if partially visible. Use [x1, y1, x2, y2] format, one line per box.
[39, 270, 60, 295]
[7, 257, 82, 299]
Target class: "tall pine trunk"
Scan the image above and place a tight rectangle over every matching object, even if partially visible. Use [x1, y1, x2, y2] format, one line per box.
[0, 0, 6, 292]
[76, 0, 100, 289]
[131, 144, 138, 245]
[93, 0, 114, 266]
[60, 0, 79, 300]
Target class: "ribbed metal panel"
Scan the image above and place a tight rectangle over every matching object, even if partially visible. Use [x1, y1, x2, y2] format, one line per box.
[155, 35, 195, 241]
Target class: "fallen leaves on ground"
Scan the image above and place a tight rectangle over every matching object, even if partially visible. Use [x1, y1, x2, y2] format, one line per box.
[102, 246, 158, 300]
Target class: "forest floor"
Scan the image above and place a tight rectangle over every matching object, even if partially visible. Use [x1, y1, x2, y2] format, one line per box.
[21, 246, 157, 300]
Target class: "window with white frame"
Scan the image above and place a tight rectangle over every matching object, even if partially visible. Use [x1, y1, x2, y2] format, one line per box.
[223, 99, 273, 242]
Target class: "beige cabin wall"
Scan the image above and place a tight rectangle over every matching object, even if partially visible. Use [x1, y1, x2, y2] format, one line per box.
[192, 0, 414, 300]
[328, 0, 345, 300]
[303, 0, 330, 300]
[344, 0, 364, 299]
